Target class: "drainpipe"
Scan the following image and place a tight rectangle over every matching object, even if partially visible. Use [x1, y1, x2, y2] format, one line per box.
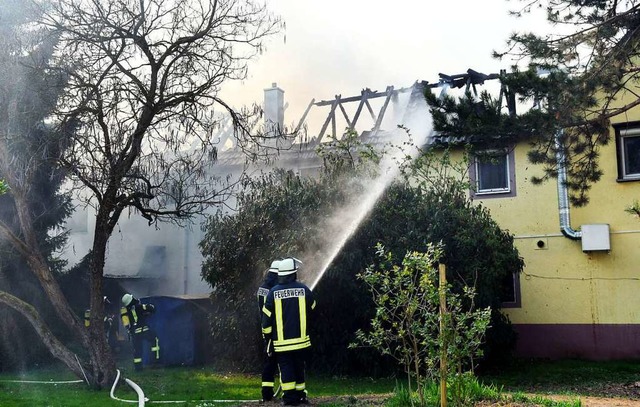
[555, 129, 582, 240]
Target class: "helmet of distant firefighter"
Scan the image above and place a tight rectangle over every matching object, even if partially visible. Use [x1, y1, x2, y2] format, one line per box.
[277, 257, 302, 276]
[121, 293, 135, 307]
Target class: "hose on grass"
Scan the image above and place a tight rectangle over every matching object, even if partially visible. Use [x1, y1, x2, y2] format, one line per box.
[124, 374, 146, 407]
[110, 368, 263, 405]
[0, 379, 84, 384]
[1, 369, 270, 405]
[110, 369, 148, 405]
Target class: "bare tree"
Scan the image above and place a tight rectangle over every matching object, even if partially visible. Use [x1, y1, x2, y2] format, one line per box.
[0, 0, 281, 388]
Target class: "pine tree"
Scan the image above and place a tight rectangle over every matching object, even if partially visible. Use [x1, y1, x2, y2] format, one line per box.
[426, 1, 640, 205]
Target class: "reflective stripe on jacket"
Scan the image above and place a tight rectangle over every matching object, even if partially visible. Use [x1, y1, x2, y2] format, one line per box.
[120, 303, 154, 334]
[257, 271, 278, 314]
[261, 281, 316, 352]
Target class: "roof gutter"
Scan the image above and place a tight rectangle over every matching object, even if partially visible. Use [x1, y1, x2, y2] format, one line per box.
[555, 129, 582, 240]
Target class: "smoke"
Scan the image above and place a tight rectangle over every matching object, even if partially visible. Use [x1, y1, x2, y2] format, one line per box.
[295, 95, 433, 289]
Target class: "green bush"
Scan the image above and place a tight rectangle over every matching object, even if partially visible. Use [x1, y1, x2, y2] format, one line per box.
[200, 141, 523, 374]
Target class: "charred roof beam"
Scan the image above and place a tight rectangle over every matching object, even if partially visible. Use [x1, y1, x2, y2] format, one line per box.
[298, 69, 505, 143]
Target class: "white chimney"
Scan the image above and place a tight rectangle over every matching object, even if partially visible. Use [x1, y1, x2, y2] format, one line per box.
[264, 83, 284, 143]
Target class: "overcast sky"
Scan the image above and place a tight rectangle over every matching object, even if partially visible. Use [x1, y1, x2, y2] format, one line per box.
[220, 0, 546, 133]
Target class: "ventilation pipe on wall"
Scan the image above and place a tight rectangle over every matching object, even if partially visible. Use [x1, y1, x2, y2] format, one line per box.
[555, 129, 582, 240]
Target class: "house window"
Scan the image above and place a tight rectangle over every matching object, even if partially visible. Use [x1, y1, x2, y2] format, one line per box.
[615, 124, 640, 181]
[469, 148, 516, 198]
[500, 272, 521, 309]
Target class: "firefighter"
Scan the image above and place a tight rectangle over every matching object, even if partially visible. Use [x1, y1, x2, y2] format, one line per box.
[120, 293, 160, 371]
[257, 259, 281, 402]
[84, 296, 116, 348]
[261, 257, 316, 406]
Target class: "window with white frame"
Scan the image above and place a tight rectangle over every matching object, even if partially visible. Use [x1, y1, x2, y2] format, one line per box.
[470, 149, 516, 198]
[616, 124, 640, 181]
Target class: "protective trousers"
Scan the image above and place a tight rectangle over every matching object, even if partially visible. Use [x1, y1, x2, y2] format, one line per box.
[277, 349, 307, 405]
[261, 352, 278, 401]
[132, 328, 160, 371]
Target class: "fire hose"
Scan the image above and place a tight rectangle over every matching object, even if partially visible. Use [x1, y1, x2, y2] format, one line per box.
[110, 368, 266, 405]
[1, 368, 273, 405]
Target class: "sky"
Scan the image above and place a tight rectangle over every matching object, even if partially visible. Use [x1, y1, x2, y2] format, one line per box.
[220, 0, 547, 133]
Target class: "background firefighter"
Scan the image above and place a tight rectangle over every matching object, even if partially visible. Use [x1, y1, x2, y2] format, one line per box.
[261, 257, 316, 406]
[257, 259, 281, 401]
[84, 296, 117, 349]
[120, 293, 160, 371]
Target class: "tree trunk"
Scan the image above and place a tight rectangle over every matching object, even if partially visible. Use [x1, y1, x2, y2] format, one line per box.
[0, 291, 87, 381]
[88, 222, 117, 389]
[1, 191, 116, 388]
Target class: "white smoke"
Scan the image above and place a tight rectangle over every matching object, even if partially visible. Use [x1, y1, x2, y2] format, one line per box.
[295, 94, 434, 289]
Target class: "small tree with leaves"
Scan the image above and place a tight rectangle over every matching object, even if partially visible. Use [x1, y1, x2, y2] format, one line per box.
[352, 243, 491, 406]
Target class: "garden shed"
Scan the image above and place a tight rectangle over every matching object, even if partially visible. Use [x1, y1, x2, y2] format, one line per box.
[138, 295, 213, 367]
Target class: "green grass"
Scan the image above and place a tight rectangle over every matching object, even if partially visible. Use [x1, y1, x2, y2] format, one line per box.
[479, 358, 640, 399]
[508, 392, 581, 407]
[0, 364, 396, 407]
[0, 359, 635, 406]
[0, 365, 124, 407]
[382, 374, 579, 407]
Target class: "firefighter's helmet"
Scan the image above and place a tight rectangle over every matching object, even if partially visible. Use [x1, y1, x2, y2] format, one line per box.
[121, 293, 134, 307]
[268, 260, 281, 273]
[278, 257, 302, 276]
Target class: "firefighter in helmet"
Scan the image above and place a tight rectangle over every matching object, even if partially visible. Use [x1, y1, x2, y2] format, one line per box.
[257, 259, 281, 402]
[84, 296, 116, 348]
[120, 293, 160, 371]
[261, 257, 316, 406]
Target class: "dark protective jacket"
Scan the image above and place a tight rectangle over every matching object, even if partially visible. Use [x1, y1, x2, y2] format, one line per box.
[84, 309, 112, 327]
[257, 271, 279, 313]
[261, 279, 316, 353]
[120, 301, 155, 335]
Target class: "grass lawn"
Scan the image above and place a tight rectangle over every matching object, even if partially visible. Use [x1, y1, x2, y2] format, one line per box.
[0, 364, 396, 407]
[1, 359, 638, 406]
[479, 358, 640, 399]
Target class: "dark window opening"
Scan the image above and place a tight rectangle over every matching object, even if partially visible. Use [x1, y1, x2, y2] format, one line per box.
[499, 272, 521, 309]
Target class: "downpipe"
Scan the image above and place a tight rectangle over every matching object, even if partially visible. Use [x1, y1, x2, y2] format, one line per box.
[555, 129, 582, 240]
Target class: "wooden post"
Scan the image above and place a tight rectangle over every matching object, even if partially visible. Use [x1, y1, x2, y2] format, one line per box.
[439, 263, 447, 407]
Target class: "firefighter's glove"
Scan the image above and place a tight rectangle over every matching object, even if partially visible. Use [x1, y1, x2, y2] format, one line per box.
[265, 339, 274, 357]
[147, 304, 155, 313]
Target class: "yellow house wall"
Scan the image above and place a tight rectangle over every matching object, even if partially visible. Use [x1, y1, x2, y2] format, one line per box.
[473, 104, 640, 327]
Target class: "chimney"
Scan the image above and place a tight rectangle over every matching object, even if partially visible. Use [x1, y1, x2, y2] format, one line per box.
[264, 83, 284, 144]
